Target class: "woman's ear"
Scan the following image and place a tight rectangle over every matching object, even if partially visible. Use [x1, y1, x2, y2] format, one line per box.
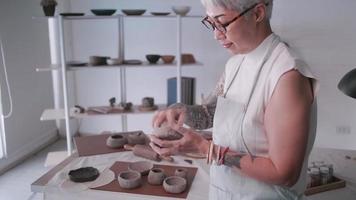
[254, 3, 267, 22]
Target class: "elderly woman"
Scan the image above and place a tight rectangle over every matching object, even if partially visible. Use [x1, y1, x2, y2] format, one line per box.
[150, 0, 318, 199]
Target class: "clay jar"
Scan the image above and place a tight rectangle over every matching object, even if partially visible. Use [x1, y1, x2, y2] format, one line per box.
[148, 168, 166, 185]
[127, 131, 146, 145]
[153, 122, 182, 141]
[163, 176, 187, 194]
[118, 171, 142, 189]
[174, 168, 188, 179]
[128, 161, 154, 176]
[106, 134, 127, 148]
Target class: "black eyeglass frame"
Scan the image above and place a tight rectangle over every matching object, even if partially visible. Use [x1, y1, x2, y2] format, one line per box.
[201, 2, 269, 33]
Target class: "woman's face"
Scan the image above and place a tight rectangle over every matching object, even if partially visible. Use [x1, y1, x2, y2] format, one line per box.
[205, 5, 256, 55]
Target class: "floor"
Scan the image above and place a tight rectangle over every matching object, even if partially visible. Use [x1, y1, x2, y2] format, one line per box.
[0, 139, 66, 200]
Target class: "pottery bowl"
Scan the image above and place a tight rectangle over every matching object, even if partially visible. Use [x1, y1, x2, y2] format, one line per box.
[172, 6, 191, 16]
[106, 134, 127, 148]
[163, 176, 187, 194]
[121, 9, 146, 16]
[161, 55, 175, 64]
[153, 123, 183, 140]
[181, 53, 196, 64]
[117, 171, 142, 189]
[91, 9, 116, 16]
[107, 58, 123, 65]
[174, 168, 188, 179]
[148, 168, 166, 185]
[89, 56, 109, 66]
[146, 54, 161, 64]
[127, 131, 146, 145]
[68, 167, 100, 183]
[128, 161, 154, 176]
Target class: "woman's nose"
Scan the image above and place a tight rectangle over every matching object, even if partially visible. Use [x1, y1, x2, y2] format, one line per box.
[213, 29, 225, 40]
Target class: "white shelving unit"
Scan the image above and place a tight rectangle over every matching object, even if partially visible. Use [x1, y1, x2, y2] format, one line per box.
[35, 14, 203, 155]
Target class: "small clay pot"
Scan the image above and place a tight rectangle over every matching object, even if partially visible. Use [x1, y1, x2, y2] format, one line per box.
[163, 176, 187, 194]
[181, 53, 196, 64]
[118, 171, 142, 189]
[142, 97, 155, 107]
[174, 168, 188, 179]
[161, 55, 175, 64]
[153, 123, 182, 140]
[146, 54, 161, 64]
[148, 168, 166, 185]
[127, 131, 146, 145]
[128, 161, 154, 176]
[106, 134, 127, 148]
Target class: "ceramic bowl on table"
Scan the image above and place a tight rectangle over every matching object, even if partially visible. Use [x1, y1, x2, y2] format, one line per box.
[121, 9, 146, 16]
[127, 131, 146, 145]
[148, 168, 166, 185]
[172, 6, 191, 16]
[68, 167, 100, 183]
[117, 171, 142, 189]
[146, 54, 161, 64]
[128, 161, 154, 176]
[161, 55, 175, 64]
[163, 176, 187, 194]
[174, 168, 188, 179]
[106, 134, 127, 148]
[91, 9, 117, 16]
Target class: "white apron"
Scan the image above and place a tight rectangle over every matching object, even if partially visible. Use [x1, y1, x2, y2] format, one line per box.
[210, 35, 304, 200]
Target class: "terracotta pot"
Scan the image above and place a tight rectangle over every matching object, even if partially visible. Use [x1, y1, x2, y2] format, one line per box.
[106, 134, 127, 148]
[163, 176, 187, 194]
[42, 5, 56, 16]
[148, 168, 166, 185]
[117, 171, 142, 189]
[174, 168, 187, 179]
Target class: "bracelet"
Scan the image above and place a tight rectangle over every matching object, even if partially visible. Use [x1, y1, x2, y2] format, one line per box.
[206, 141, 211, 164]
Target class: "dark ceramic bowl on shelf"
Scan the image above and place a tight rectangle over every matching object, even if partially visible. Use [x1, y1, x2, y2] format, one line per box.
[150, 12, 170, 16]
[146, 54, 161, 64]
[121, 9, 146, 16]
[91, 9, 116, 16]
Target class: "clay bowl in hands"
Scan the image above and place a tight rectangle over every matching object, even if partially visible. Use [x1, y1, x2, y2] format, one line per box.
[148, 168, 166, 185]
[128, 161, 154, 176]
[163, 176, 187, 194]
[117, 171, 142, 189]
[174, 168, 188, 179]
[172, 6, 191, 16]
[106, 134, 127, 148]
[146, 54, 161, 64]
[161, 55, 175, 64]
[153, 123, 183, 140]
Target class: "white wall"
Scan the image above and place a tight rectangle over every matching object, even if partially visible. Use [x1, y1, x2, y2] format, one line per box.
[66, 0, 356, 149]
[0, 0, 69, 172]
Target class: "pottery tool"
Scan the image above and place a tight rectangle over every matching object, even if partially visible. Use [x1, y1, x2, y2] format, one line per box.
[124, 144, 174, 162]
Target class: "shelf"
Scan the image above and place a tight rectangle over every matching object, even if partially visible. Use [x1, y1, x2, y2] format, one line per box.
[35, 65, 61, 72]
[40, 104, 167, 121]
[69, 62, 203, 70]
[33, 15, 203, 21]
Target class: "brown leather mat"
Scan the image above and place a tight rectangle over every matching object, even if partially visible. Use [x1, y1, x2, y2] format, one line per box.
[92, 161, 198, 199]
[74, 132, 149, 157]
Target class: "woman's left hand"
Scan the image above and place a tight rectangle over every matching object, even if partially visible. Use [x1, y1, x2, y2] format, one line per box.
[149, 127, 209, 157]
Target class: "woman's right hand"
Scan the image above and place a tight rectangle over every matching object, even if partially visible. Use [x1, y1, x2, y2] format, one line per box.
[152, 106, 186, 129]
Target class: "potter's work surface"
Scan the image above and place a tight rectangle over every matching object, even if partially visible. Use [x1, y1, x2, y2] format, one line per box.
[92, 161, 198, 199]
[74, 132, 149, 157]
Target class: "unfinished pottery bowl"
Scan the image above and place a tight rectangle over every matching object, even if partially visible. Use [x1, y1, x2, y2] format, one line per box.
[161, 55, 175, 64]
[106, 134, 128, 148]
[174, 168, 188, 179]
[127, 131, 146, 145]
[117, 171, 142, 189]
[68, 167, 100, 183]
[148, 168, 166, 185]
[146, 54, 161, 64]
[153, 123, 183, 140]
[128, 161, 154, 176]
[172, 6, 191, 16]
[163, 176, 187, 194]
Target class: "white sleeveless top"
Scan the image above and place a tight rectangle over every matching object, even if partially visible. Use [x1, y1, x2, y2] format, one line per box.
[223, 33, 319, 196]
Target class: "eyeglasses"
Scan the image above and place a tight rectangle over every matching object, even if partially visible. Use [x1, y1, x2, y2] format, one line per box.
[201, 2, 268, 34]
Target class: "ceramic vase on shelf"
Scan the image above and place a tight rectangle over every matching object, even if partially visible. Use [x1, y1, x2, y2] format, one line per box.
[40, 0, 57, 16]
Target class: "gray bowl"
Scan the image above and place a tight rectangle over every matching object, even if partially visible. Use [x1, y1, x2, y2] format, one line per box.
[106, 134, 127, 148]
[163, 176, 187, 194]
[118, 171, 142, 189]
[148, 168, 166, 185]
[174, 168, 188, 179]
[128, 161, 154, 176]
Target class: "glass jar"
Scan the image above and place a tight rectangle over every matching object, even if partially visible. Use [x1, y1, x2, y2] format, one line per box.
[320, 166, 329, 185]
[310, 167, 321, 187]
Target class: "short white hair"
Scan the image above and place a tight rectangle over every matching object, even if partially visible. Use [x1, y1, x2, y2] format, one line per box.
[201, 0, 273, 20]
